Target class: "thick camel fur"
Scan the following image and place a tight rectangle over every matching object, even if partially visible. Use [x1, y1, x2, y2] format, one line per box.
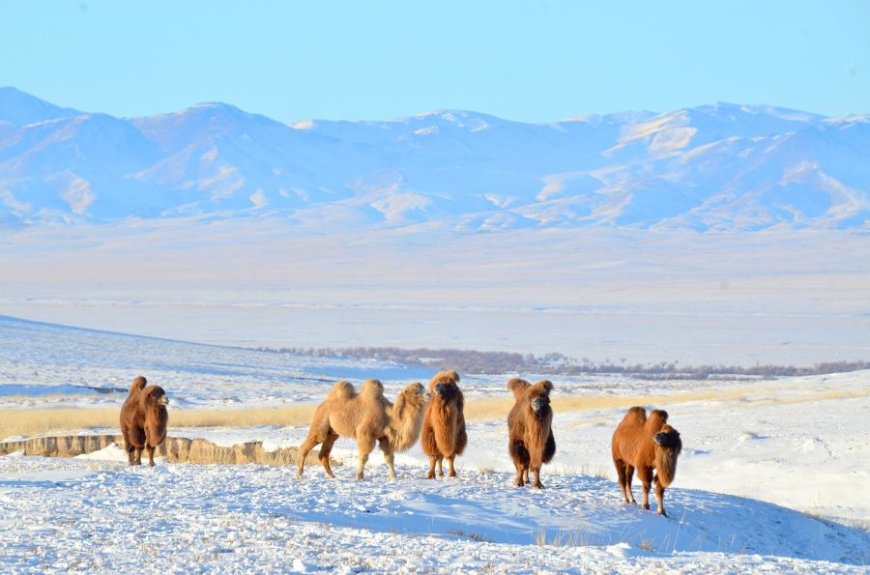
[611, 406, 682, 517]
[421, 369, 467, 479]
[507, 378, 556, 488]
[297, 379, 427, 480]
[120, 380, 169, 466]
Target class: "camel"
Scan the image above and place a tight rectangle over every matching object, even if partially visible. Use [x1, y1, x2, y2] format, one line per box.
[119, 375, 148, 465]
[507, 378, 556, 488]
[421, 369, 467, 479]
[120, 381, 169, 466]
[297, 379, 427, 480]
[611, 406, 682, 517]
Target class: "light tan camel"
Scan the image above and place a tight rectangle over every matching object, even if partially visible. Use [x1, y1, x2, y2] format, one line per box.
[297, 379, 427, 480]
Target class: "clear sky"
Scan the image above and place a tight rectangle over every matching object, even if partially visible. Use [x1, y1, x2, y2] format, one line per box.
[1, 1, 867, 123]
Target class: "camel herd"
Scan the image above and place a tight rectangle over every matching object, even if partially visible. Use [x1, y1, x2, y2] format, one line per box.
[119, 369, 683, 516]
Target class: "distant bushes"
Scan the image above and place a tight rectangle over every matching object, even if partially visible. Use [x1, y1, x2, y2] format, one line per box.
[257, 346, 870, 378]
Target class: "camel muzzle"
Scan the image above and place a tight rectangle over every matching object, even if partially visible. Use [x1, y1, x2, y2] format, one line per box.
[531, 398, 548, 413]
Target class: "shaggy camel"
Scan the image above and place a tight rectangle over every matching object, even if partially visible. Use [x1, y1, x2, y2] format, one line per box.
[611, 406, 682, 517]
[421, 369, 467, 479]
[297, 379, 427, 480]
[119, 375, 147, 465]
[507, 378, 556, 488]
[120, 381, 169, 466]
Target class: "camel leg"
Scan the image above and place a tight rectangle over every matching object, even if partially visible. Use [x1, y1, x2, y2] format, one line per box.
[356, 435, 376, 480]
[638, 467, 653, 510]
[296, 431, 323, 479]
[437, 456, 444, 478]
[378, 437, 396, 480]
[146, 445, 156, 467]
[523, 466, 530, 485]
[655, 480, 668, 517]
[126, 443, 137, 465]
[426, 455, 438, 479]
[514, 462, 525, 487]
[318, 430, 339, 478]
[624, 464, 636, 504]
[614, 458, 628, 501]
[134, 447, 143, 466]
[446, 455, 457, 478]
[531, 465, 543, 489]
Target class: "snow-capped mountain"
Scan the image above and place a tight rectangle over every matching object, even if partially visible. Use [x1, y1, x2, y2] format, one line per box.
[1, 87, 867, 231]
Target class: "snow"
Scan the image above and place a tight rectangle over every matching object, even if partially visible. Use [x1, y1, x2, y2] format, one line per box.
[3, 88, 869, 231]
[1, 317, 869, 573]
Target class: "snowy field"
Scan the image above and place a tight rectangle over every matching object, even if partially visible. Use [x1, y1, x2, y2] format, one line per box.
[1, 316, 869, 573]
[2, 224, 868, 367]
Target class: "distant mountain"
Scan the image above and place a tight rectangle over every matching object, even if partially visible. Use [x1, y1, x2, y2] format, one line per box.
[0, 87, 867, 231]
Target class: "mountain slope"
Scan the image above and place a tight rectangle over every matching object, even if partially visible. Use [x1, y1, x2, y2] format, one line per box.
[0, 89, 867, 230]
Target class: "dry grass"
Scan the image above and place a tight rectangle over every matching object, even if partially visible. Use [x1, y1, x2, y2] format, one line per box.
[0, 405, 316, 441]
[4, 383, 868, 440]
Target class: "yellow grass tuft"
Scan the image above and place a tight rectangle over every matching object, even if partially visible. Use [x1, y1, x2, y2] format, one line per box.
[0, 406, 316, 442]
[3, 383, 867, 441]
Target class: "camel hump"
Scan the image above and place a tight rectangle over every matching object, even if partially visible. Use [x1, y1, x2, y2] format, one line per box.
[360, 378, 385, 399]
[507, 377, 530, 399]
[532, 380, 553, 395]
[646, 409, 669, 431]
[129, 375, 147, 395]
[623, 406, 647, 426]
[327, 380, 357, 401]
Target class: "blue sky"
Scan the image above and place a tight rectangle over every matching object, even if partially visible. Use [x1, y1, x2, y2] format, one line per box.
[1, 1, 867, 123]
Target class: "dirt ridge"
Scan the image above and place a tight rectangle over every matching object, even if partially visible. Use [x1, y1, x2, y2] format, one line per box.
[0, 434, 327, 466]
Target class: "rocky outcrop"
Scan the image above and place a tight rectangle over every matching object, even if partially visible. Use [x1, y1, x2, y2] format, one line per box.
[0, 434, 329, 466]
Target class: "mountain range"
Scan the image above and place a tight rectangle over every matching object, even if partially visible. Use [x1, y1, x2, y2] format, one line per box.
[1, 87, 867, 231]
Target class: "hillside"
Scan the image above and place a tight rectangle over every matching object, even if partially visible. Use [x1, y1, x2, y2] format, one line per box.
[1, 87, 867, 231]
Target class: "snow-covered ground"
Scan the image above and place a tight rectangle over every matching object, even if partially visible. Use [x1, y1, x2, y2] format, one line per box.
[1, 316, 869, 573]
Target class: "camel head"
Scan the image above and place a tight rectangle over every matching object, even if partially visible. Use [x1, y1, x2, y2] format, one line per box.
[528, 380, 554, 415]
[399, 382, 427, 402]
[432, 380, 461, 402]
[653, 423, 682, 451]
[140, 385, 169, 410]
[393, 381, 427, 414]
[428, 369, 461, 402]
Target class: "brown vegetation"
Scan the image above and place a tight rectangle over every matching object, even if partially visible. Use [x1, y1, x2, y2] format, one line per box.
[259, 345, 870, 378]
[507, 378, 556, 488]
[119, 378, 169, 466]
[611, 406, 682, 517]
[296, 379, 427, 480]
[421, 369, 467, 479]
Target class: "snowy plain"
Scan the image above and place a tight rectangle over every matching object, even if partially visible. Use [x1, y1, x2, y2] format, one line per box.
[1, 316, 869, 574]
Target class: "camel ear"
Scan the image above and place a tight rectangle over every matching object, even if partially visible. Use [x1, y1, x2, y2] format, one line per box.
[537, 380, 554, 395]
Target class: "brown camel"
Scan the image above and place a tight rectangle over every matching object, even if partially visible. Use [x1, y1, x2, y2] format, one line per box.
[120, 381, 169, 466]
[507, 378, 556, 488]
[611, 406, 682, 517]
[421, 369, 467, 479]
[297, 379, 427, 480]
